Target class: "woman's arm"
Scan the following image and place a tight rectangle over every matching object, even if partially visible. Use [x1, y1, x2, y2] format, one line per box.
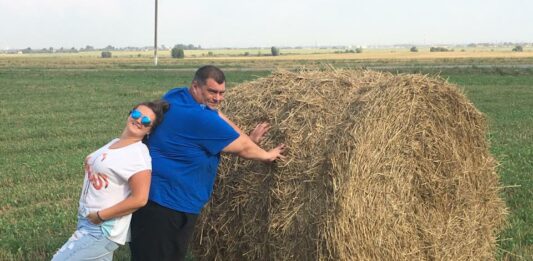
[87, 170, 151, 224]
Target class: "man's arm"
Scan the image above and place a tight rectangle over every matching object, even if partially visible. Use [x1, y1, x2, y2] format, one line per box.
[217, 110, 285, 161]
[222, 135, 285, 162]
[218, 111, 269, 144]
[218, 110, 244, 134]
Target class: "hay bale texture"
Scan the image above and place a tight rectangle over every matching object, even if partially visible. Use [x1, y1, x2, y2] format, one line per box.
[192, 69, 507, 260]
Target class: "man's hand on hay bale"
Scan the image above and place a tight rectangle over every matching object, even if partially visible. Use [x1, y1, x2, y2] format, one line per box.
[248, 122, 286, 162]
[267, 143, 286, 162]
[249, 122, 271, 144]
[218, 111, 285, 162]
[223, 136, 286, 163]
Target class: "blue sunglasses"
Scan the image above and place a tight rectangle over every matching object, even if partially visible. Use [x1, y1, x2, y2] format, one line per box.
[130, 109, 152, 127]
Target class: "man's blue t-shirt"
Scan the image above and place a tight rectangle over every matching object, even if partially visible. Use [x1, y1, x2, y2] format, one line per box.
[147, 87, 239, 214]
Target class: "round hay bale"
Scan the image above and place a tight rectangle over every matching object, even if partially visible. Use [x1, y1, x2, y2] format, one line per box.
[192, 69, 507, 260]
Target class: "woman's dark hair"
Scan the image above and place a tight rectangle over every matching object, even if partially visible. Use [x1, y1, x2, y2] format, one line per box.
[132, 99, 170, 144]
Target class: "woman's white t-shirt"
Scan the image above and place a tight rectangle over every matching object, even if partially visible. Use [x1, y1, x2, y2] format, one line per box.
[78, 138, 151, 244]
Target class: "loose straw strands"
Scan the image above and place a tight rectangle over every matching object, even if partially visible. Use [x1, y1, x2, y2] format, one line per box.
[193, 69, 507, 261]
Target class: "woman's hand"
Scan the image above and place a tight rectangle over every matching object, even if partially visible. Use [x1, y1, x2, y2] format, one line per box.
[87, 211, 105, 225]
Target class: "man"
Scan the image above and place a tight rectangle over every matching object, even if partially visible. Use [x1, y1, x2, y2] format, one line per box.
[130, 65, 285, 260]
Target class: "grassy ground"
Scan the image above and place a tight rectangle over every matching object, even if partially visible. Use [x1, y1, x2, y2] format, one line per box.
[0, 58, 531, 260]
[2, 48, 533, 70]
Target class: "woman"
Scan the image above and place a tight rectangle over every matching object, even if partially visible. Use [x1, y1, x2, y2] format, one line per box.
[52, 99, 169, 261]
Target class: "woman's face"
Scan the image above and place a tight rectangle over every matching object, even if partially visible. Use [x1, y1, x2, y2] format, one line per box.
[127, 105, 156, 137]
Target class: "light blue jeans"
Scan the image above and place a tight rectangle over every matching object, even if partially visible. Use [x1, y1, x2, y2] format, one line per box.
[52, 216, 119, 261]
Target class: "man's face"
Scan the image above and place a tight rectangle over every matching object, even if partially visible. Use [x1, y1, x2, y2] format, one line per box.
[193, 78, 225, 109]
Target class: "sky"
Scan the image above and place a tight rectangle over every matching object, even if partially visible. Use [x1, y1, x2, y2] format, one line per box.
[1, 0, 532, 50]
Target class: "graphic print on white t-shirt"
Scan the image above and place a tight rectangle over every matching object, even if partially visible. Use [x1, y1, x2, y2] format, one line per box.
[78, 138, 152, 244]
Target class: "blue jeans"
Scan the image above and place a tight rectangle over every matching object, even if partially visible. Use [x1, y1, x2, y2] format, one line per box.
[52, 216, 119, 261]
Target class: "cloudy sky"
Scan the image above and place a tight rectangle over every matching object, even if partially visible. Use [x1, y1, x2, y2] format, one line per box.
[1, 0, 531, 49]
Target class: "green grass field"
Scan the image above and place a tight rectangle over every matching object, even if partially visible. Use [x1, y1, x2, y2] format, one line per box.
[0, 56, 531, 260]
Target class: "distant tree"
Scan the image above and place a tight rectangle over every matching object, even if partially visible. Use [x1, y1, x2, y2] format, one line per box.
[207, 51, 214, 56]
[103, 45, 115, 51]
[430, 47, 449, 52]
[410, 46, 418, 52]
[171, 46, 185, 58]
[70, 47, 78, 53]
[355, 47, 363, 53]
[22, 47, 32, 54]
[512, 45, 523, 52]
[244, 52, 250, 56]
[101, 51, 112, 58]
[271, 46, 280, 56]
[172, 44, 201, 50]
[84, 45, 95, 51]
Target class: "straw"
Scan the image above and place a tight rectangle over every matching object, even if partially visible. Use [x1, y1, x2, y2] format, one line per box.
[192, 69, 507, 261]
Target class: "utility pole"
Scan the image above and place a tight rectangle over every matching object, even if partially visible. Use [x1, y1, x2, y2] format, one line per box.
[154, 0, 158, 66]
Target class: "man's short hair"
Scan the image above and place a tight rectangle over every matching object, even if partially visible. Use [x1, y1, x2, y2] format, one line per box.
[193, 65, 225, 86]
